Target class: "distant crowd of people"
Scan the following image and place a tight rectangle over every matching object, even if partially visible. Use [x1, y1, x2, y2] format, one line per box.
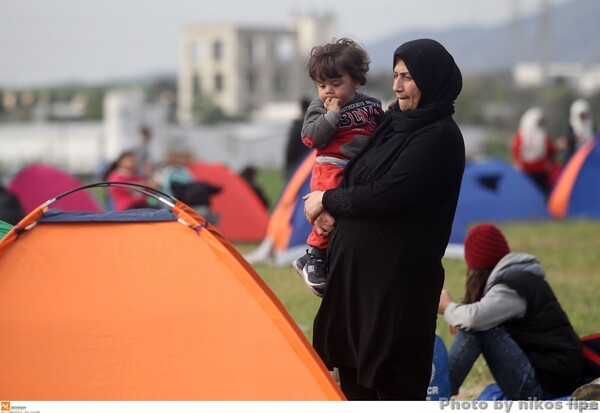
[101, 126, 269, 222]
[510, 98, 596, 197]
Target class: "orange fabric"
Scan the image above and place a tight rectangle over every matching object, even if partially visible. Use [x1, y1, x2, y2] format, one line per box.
[268, 152, 316, 252]
[0, 204, 48, 257]
[547, 139, 595, 219]
[0, 206, 343, 400]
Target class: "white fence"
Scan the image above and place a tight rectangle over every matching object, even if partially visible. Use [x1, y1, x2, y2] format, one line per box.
[0, 120, 485, 181]
[0, 120, 291, 179]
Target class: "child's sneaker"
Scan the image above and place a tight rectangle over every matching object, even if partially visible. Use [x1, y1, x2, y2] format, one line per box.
[302, 247, 328, 288]
[308, 284, 325, 298]
[292, 250, 326, 298]
[292, 252, 308, 278]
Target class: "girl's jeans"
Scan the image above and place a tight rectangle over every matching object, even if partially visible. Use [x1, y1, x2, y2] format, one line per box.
[448, 327, 557, 400]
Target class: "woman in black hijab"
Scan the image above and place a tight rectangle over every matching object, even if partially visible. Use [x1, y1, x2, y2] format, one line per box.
[303, 39, 465, 400]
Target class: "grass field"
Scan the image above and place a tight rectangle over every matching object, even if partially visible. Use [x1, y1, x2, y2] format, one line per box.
[237, 216, 600, 400]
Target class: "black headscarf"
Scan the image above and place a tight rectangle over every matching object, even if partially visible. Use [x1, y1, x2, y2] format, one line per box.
[343, 39, 462, 185]
[390, 38, 462, 133]
[341, 39, 462, 181]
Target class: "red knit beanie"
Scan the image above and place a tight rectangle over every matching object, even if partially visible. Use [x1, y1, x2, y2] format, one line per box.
[464, 223, 511, 269]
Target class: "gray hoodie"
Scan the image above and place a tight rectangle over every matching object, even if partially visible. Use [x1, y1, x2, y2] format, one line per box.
[444, 252, 545, 331]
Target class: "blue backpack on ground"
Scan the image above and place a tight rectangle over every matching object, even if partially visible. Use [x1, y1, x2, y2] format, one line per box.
[428, 335, 451, 400]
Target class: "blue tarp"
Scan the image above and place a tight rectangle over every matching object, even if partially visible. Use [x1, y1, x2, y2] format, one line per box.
[39, 208, 177, 223]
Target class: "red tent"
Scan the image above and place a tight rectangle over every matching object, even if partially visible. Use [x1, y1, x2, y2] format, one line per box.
[188, 161, 268, 242]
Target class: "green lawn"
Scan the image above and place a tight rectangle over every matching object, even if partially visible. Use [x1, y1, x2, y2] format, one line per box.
[238, 219, 600, 400]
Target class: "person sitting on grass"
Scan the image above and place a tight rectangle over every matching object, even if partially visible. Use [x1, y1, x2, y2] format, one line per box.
[438, 223, 583, 400]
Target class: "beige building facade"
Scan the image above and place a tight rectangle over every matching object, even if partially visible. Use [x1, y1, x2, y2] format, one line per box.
[177, 14, 334, 124]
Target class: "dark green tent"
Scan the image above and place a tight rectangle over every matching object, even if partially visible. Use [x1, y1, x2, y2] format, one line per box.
[0, 220, 13, 239]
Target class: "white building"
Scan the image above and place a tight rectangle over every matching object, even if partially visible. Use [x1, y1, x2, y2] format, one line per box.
[177, 14, 334, 124]
[513, 62, 600, 96]
[103, 89, 170, 165]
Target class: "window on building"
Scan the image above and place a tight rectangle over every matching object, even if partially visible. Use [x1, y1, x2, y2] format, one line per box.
[249, 36, 266, 65]
[193, 74, 201, 94]
[248, 71, 256, 93]
[192, 41, 204, 64]
[215, 74, 224, 91]
[213, 40, 223, 61]
[275, 36, 294, 63]
[246, 38, 254, 62]
[273, 71, 286, 95]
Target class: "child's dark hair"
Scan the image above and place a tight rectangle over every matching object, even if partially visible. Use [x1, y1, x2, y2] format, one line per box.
[307, 38, 370, 85]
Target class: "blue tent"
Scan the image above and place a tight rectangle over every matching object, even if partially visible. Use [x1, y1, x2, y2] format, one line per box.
[448, 158, 550, 253]
[245, 152, 314, 266]
[549, 137, 600, 219]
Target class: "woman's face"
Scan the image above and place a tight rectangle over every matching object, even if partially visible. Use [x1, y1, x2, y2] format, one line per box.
[393, 59, 421, 111]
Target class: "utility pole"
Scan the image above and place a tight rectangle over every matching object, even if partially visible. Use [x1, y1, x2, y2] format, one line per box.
[537, 0, 555, 77]
[509, 0, 522, 63]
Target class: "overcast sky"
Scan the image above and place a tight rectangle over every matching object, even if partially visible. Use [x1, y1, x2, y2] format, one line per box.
[0, 0, 571, 88]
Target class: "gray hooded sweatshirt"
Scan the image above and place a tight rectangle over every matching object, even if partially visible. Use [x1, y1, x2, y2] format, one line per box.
[444, 252, 545, 331]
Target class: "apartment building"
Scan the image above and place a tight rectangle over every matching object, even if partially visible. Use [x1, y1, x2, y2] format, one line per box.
[177, 14, 334, 124]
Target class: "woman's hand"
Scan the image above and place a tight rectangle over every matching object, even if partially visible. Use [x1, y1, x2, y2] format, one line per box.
[439, 290, 458, 335]
[313, 211, 335, 236]
[438, 289, 454, 315]
[303, 190, 325, 224]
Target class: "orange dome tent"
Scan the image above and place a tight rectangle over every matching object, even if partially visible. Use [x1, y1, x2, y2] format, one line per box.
[245, 151, 315, 266]
[0, 183, 343, 401]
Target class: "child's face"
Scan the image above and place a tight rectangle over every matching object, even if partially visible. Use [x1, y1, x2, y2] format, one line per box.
[315, 73, 360, 107]
[119, 154, 137, 172]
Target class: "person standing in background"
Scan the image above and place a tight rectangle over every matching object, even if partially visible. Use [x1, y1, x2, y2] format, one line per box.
[284, 97, 312, 180]
[511, 107, 557, 196]
[104, 151, 157, 211]
[240, 165, 269, 209]
[134, 126, 154, 178]
[556, 98, 596, 165]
